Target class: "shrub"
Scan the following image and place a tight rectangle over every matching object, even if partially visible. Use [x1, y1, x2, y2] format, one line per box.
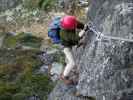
[23, 0, 57, 11]
[0, 49, 54, 100]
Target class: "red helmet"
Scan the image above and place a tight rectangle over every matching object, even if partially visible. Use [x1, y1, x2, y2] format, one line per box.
[61, 16, 77, 30]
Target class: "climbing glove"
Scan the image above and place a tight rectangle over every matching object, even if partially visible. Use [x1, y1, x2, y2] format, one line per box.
[78, 24, 89, 38]
[77, 24, 89, 48]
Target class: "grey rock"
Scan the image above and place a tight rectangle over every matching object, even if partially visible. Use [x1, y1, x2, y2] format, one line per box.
[27, 95, 40, 100]
[77, 0, 133, 99]
[0, 35, 5, 48]
[50, 62, 64, 82]
[48, 82, 90, 100]
[0, 0, 21, 12]
[38, 65, 49, 74]
[49, 0, 133, 100]
[39, 49, 65, 65]
[51, 63, 63, 75]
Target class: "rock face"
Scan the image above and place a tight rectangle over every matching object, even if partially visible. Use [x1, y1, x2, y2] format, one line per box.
[49, 0, 133, 100]
[77, 0, 133, 99]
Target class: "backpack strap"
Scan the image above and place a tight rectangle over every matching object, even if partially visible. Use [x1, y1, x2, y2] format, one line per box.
[48, 17, 61, 44]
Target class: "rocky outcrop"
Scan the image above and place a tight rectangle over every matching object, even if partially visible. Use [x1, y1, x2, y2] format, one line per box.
[77, 0, 133, 99]
[49, 0, 133, 100]
[0, 0, 21, 12]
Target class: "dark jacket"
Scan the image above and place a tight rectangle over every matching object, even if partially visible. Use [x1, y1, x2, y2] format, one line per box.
[59, 21, 84, 47]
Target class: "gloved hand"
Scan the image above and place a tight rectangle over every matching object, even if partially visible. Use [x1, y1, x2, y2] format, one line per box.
[78, 24, 89, 38]
[76, 36, 86, 48]
[77, 24, 89, 48]
[84, 24, 89, 31]
[79, 30, 85, 38]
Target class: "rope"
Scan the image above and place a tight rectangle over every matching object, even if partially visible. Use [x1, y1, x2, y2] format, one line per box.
[87, 23, 133, 42]
[102, 35, 133, 42]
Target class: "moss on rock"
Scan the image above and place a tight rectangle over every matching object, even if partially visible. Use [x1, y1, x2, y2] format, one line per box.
[2, 32, 42, 49]
[0, 48, 54, 99]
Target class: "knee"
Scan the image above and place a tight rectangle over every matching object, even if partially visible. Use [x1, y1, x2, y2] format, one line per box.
[69, 60, 75, 67]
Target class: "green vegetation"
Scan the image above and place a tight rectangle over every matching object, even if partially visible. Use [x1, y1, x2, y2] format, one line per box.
[0, 49, 54, 100]
[39, 0, 57, 10]
[3, 32, 42, 49]
[0, 0, 89, 99]
[0, 31, 66, 99]
[23, 0, 57, 11]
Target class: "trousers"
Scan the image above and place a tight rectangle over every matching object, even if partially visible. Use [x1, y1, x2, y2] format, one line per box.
[63, 47, 75, 77]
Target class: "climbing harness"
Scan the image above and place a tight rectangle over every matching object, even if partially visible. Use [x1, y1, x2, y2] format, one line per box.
[86, 22, 133, 42]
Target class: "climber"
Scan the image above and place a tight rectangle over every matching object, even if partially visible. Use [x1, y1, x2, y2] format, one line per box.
[48, 15, 87, 85]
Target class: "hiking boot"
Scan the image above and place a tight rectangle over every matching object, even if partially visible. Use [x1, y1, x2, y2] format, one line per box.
[73, 91, 81, 97]
[63, 79, 74, 85]
[60, 74, 74, 85]
[73, 91, 96, 100]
